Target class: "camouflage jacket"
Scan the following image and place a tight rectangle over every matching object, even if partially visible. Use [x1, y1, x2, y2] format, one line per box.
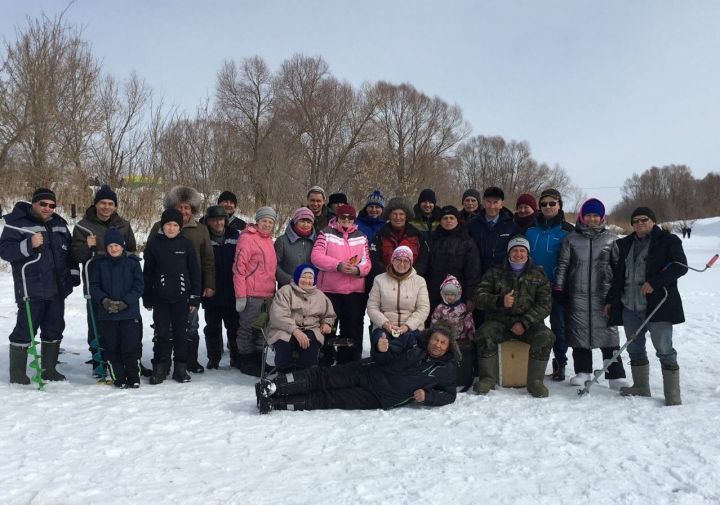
[472, 260, 551, 329]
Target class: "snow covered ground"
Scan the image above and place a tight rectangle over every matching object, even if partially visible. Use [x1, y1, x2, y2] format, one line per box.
[0, 221, 718, 505]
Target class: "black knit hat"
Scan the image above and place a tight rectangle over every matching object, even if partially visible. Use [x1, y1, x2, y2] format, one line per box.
[217, 191, 237, 206]
[630, 206, 657, 224]
[94, 184, 118, 206]
[440, 205, 461, 220]
[483, 186, 505, 200]
[418, 188, 437, 205]
[161, 209, 184, 228]
[32, 188, 56, 203]
[328, 193, 348, 206]
[104, 227, 125, 249]
[539, 188, 563, 210]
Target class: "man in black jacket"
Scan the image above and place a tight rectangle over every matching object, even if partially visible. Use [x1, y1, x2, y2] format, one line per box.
[604, 207, 687, 406]
[256, 322, 459, 413]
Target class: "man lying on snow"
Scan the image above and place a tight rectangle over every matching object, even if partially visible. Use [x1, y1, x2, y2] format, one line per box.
[255, 321, 459, 414]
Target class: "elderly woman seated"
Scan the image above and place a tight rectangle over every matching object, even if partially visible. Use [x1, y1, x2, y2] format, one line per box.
[265, 264, 336, 373]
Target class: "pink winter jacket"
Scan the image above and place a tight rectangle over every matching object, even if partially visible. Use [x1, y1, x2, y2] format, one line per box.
[310, 219, 371, 295]
[232, 224, 277, 299]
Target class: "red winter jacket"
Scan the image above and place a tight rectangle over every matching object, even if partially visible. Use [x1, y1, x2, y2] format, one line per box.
[311, 219, 371, 295]
[233, 224, 277, 299]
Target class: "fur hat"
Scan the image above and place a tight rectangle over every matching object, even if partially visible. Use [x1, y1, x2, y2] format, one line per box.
[439, 205, 461, 220]
[383, 197, 414, 220]
[164, 186, 202, 213]
[422, 320, 461, 363]
[462, 189, 481, 202]
[328, 193, 348, 206]
[94, 184, 118, 206]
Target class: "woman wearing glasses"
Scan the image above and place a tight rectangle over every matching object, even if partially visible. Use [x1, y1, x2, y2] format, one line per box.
[310, 204, 371, 365]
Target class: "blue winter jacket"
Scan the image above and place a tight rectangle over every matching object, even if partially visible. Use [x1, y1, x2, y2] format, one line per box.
[89, 253, 144, 321]
[368, 331, 457, 409]
[0, 202, 80, 303]
[356, 210, 386, 243]
[202, 228, 239, 309]
[468, 207, 519, 275]
[525, 211, 574, 284]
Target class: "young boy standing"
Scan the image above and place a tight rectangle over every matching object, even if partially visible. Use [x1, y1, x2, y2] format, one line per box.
[89, 227, 144, 388]
[143, 209, 201, 384]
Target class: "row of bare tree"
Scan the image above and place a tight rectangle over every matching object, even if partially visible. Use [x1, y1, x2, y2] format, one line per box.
[1, 13, 575, 230]
[612, 164, 720, 224]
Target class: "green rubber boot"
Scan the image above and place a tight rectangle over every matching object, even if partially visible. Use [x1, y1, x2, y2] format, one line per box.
[40, 341, 66, 381]
[472, 355, 498, 395]
[526, 356, 549, 398]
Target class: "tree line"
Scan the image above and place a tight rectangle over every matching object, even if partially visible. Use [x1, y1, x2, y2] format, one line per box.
[8, 11, 685, 231]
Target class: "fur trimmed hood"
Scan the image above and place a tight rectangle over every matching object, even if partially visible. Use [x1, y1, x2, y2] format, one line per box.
[164, 185, 202, 213]
[382, 197, 414, 221]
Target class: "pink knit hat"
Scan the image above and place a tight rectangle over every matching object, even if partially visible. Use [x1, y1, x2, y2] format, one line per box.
[440, 274, 462, 297]
[292, 207, 315, 224]
[391, 245, 413, 263]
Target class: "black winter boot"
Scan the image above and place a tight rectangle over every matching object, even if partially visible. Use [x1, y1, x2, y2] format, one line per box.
[149, 361, 170, 385]
[662, 366, 682, 406]
[172, 362, 191, 383]
[140, 362, 153, 378]
[551, 358, 566, 381]
[238, 352, 262, 377]
[258, 395, 307, 414]
[186, 337, 205, 373]
[41, 341, 66, 381]
[9, 345, 30, 385]
[473, 355, 498, 395]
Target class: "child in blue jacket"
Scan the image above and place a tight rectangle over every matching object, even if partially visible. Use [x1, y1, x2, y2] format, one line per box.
[89, 227, 144, 388]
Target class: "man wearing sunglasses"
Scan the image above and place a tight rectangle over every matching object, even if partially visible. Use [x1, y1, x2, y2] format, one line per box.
[604, 207, 687, 406]
[525, 188, 574, 381]
[0, 188, 81, 384]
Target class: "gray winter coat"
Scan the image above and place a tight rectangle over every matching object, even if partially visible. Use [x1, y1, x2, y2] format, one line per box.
[274, 223, 316, 287]
[555, 221, 619, 349]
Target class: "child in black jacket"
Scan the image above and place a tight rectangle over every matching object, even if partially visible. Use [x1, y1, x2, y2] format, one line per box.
[143, 209, 201, 384]
[89, 227, 144, 388]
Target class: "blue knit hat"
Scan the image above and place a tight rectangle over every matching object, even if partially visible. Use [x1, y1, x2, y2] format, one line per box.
[104, 227, 125, 249]
[364, 190, 385, 210]
[580, 198, 606, 219]
[293, 263, 317, 286]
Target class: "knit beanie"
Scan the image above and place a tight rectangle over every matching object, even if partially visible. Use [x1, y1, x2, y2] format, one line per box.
[104, 227, 125, 249]
[462, 189, 481, 202]
[539, 188, 563, 209]
[507, 236, 530, 253]
[255, 206, 277, 223]
[161, 209, 184, 228]
[483, 186, 505, 200]
[418, 188, 437, 205]
[217, 191, 238, 206]
[580, 198, 605, 219]
[516, 193, 538, 211]
[335, 204, 356, 220]
[440, 274, 462, 298]
[293, 263, 318, 286]
[94, 184, 118, 206]
[307, 186, 326, 199]
[630, 206, 657, 224]
[32, 188, 56, 203]
[328, 193, 348, 206]
[391, 245, 414, 263]
[292, 207, 315, 224]
[440, 205, 461, 220]
[364, 190, 385, 209]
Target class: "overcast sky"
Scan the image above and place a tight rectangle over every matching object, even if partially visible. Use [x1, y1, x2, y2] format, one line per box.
[3, 0, 719, 208]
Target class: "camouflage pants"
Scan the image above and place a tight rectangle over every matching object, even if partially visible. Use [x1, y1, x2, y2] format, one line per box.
[474, 320, 554, 360]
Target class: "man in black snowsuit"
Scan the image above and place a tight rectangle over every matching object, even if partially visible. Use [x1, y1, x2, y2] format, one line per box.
[1, 188, 81, 384]
[256, 322, 459, 413]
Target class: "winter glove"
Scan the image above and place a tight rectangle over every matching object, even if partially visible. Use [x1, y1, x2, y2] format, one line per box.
[235, 297, 247, 313]
[112, 300, 129, 312]
[101, 298, 118, 313]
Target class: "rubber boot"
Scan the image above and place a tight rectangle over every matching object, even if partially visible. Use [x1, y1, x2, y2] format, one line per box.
[620, 362, 651, 397]
[9, 345, 30, 385]
[527, 356, 549, 398]
[662, 366, 682, 406]
[41, 341, 66, 381]
[186, 337, 204, 373]
[472, 355, 498, 395]
[172, 362, 191, 383]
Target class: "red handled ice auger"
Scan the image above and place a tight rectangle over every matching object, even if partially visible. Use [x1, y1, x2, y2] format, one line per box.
[579, 253, 718, 396]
